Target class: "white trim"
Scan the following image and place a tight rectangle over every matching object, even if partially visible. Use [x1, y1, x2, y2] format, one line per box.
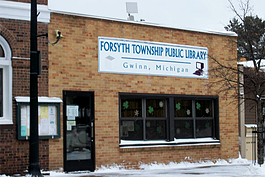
[15, 96, 62, 103]
[12, 56, 30, 60]
[0, 0, 50, 23]
[0, 59, 11, 66]
[0, 35, 12, 125]
[48, 9, 237, 37]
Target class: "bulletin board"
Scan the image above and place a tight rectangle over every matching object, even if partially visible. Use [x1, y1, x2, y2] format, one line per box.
[16, 102, 61, 140]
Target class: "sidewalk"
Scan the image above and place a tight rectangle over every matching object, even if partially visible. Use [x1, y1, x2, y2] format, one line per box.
[44, 163, 264, 177]
[1, 158, 264, 177]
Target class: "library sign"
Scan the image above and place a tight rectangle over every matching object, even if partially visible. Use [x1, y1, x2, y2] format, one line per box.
[98, 37, 208, 79]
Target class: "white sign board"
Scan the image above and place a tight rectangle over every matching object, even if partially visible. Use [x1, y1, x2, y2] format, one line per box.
[66, 105, 79, 120]
[98, 37, 208, 79]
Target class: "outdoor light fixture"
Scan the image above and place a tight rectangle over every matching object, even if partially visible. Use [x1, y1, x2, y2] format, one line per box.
[47, 30, 63, 45]
[37, 30, 63, 45]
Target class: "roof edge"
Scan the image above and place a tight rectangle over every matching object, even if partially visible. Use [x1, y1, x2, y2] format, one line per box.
[49, 9, 237, 37]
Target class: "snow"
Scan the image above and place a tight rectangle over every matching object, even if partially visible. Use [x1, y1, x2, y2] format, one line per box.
[245, 124, 257, 128]
[121, 137, 219, 145]
[238, 60, 265, 71]
[120, 138, 220, 149]
[2, 155, 265, 176]
[15, 96, 62, 103]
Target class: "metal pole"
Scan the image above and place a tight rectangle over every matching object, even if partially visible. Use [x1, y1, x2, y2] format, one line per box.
[29, 0, 41, 176]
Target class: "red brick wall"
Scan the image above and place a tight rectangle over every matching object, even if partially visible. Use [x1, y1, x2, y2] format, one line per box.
[0, 17, 49, 175]
[48, 13, 238, 170]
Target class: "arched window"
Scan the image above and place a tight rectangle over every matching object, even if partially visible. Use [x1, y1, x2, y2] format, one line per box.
[0, 45, 4, 57]
[0, 35, 12, 124]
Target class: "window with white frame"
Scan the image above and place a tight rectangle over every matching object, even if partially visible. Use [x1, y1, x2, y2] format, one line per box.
[0, 68, 3, 117]
[0, 35, 12, 124]
[119, 93, 219, 145]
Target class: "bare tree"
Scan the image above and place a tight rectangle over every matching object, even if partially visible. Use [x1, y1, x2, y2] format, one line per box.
[210, 0, 265, 165]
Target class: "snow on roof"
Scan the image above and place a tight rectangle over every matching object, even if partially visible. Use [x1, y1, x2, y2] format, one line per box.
[238, 60, 265, 71]
[15, 96, 62, 103]
[245, 124, 257, 128]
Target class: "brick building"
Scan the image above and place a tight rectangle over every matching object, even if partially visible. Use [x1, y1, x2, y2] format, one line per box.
[47, 8, 239, 172]
[1, 0, 239, 175]
[0, 0, 50, 175]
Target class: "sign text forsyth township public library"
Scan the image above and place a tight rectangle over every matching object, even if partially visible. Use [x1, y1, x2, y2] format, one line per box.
[98, 37, 208, 79]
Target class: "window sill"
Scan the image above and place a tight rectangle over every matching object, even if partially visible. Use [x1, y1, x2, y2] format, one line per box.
[0, 119, 13, 125]
[120, 138, 220, 149]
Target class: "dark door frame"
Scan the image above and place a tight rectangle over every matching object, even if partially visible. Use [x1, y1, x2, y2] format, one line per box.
[63, 90, 95, 172]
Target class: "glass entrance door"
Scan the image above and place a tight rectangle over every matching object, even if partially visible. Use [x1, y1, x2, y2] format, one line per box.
[63, 91, 95, 172]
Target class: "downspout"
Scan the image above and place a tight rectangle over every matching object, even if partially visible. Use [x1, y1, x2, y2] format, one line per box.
[238, 63, 246, 158]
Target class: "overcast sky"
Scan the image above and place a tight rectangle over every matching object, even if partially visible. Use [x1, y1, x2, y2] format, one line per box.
[48, 0, 265, 32]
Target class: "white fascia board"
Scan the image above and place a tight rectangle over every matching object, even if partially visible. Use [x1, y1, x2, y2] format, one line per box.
[15, 96, 62, 103]
[0, 0, 50, 23]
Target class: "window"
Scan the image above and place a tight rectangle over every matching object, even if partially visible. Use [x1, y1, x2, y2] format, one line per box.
[120, 97, 167, 140]
[146, 99, 167, 140]
[120, 98, 143, 140]
[174, 99, 193, 138]
[119, 94, 219, 145]
[0, 68, 3, 117]
[0, 36, 12, 124]
[174, 99, 214, 139]
[0, 45, 4, 57]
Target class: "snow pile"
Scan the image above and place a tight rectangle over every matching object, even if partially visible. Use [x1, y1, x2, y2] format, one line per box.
[95, 156, 250, 173]
[137, 157, 250, 170]
[243, 164, 265, 176]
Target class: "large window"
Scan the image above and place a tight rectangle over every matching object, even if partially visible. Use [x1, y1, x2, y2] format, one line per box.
[0, 36, 12, 124]
[120, 94, 219, 144]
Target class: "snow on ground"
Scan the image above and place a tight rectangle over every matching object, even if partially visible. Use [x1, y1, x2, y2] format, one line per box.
[1, 155, 265, 177]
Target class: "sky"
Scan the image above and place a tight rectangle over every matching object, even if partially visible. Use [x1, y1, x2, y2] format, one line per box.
[48, 0, 265, 32]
